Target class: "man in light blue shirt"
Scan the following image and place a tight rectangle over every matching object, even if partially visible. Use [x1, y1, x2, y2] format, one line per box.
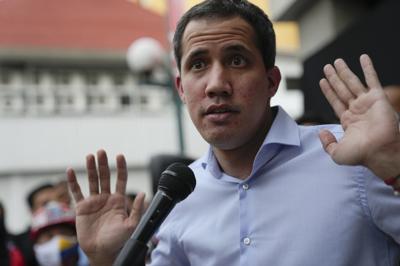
[66, 1, 400, 265]
[151, 106, 400, 266]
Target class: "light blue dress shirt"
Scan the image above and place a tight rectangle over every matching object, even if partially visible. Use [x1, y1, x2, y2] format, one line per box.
[149, 106, 400, 266]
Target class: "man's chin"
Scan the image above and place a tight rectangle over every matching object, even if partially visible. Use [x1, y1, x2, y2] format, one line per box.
[206, 136, 241, 151]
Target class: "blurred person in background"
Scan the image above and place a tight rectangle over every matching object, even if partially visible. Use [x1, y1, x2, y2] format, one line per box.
[0, 201, 26, 266]
[30, 201, 88, 266]
[27, 184, 55, 213]
[13, 183, 55, 266]
[53, 181, 71, 207]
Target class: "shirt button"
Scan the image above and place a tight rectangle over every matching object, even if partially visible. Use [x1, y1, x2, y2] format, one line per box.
[243, 237, 251, 245]
[242, 183, 249, 190]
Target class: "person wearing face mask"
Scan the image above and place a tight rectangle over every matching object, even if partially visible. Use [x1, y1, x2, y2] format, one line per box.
[30, 201, 88, 266]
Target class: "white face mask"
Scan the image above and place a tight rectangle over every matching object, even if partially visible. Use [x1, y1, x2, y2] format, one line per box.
[34, 235, 79, 266]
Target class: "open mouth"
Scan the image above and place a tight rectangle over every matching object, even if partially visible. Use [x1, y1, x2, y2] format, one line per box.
[204, 104, 239, 122]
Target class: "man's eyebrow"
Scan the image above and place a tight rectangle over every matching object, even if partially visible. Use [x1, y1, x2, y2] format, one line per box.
[186, 49, 208, 61]
[223, 44, 250, 53]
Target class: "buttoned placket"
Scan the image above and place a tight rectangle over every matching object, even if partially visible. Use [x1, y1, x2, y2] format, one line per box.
[239, 181, 252, 266]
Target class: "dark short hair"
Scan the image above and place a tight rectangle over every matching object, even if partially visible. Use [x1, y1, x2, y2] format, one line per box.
[26, 183, 54, 210]
[173, 0, 276, 72]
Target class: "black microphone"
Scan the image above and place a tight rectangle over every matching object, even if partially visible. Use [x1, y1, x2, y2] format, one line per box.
[113, 162, 196, 266]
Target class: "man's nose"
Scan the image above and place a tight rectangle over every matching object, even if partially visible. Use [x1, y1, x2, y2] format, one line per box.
[205, 64, 232, 97]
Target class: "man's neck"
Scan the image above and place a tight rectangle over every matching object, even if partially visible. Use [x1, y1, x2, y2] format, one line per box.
[213, 108, 276, 180]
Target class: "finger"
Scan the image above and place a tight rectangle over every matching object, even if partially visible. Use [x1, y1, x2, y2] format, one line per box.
[318, 129, 338, 158]
[359, 54, 382, 90]
[319, 78, 346, 118]
[66, 168, 84, 203]
[334, 58, 367, 96]
[86, 154, 99, 195]
[115, 154, 128, 195]
[128, 192, 146, 227]
[323, 63, 356, 103]
[97, 149, 111, 194]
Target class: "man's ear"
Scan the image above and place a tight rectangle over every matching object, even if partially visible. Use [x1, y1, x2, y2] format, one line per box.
[175, 75, 186, 103]
[266, 66, 281, 97]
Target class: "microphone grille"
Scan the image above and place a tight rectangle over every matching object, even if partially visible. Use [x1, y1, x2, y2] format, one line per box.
[158, 162, 196, 202]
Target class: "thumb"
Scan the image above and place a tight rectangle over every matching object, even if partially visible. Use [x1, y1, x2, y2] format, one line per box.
[128, 192, 146, 227]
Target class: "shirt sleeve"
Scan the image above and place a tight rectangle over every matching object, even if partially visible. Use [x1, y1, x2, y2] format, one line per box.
[363, 168, 400, 244]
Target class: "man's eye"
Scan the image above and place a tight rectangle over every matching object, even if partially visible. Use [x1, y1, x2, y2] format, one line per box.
[191, 60, 205, 70]
[230, 55, 246, 67]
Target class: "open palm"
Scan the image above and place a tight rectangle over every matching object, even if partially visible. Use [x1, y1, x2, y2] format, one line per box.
[67, 150, 145, 266]
[319, 54, 400, 179]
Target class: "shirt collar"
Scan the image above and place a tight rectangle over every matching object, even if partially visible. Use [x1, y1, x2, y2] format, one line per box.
[201, 106, 301, 179]
[262, 106, 300, 147]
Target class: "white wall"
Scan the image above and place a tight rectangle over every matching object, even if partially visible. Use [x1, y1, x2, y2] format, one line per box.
[0, 114, 175, 172]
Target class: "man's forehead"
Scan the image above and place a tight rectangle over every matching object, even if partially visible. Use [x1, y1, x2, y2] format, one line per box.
[183, 16, 252, 38]
[181, 16, 255, 54]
